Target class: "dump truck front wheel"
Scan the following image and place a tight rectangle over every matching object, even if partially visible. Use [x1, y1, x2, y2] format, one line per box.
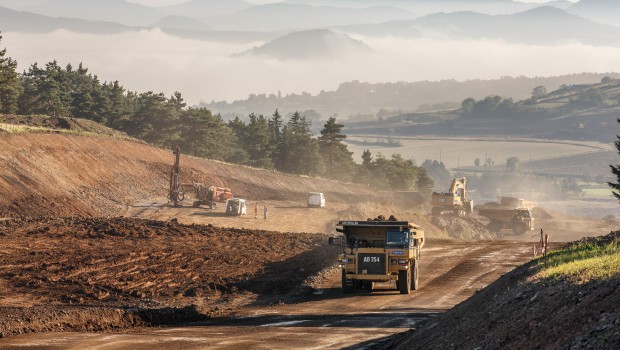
[342, 270, 353, 294]
[411, 261, 419, 291]
[398, 269, 411, 294]
[512, 222, 527, 235]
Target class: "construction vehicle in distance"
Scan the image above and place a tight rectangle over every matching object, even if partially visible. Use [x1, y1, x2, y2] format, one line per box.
[329, 219, 424, 294]
[167, 147, 233, 209]
[225, 198, 247, 216]
[478, 197, 536, 234]
[431, 177, 473, 216]
[192, 185, 234, 209]
[168, 146, 184, 207]
[307, 192, 325, 208]
[478, 207, 534, 234]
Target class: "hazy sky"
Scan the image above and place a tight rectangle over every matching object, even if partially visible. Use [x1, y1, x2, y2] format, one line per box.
[127, 0, 578, 6]
[3, 28, 618, 105]
[126, 0, 281, 6]
[125, 0, 578, 5]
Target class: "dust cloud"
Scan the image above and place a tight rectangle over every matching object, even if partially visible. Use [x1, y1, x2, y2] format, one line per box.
[4, 29, 620, 105]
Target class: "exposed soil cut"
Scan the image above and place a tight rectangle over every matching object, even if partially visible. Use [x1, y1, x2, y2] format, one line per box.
[0, 216, 334, 337]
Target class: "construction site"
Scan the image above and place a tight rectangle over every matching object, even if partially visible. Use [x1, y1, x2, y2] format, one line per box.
[0, 124, 618, 349]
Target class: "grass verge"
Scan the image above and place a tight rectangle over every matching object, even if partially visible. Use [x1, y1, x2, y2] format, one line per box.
[533, 232, 620, 283]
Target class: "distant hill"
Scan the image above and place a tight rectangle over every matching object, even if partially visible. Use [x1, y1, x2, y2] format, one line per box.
[204, 73, 620, 123]
[0, 0, 46, 10]
[568, 0, 620, 26]
[341, 6, 620, 46]
[236, 29, 372, 60]
[207, 3, 414, 31]
[22, 0, 162, 27]
[0, 5, 132, 34]
[342, 77, 620, 143]
[151, 15, 210, 31]
[283, 0, 570, 15]
[159, 0, 254, 18]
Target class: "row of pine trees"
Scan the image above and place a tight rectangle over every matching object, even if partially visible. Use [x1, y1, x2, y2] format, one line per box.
[0, 33, 432, 193]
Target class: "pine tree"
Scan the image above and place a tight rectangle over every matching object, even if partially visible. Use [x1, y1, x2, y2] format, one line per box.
[246, 113, 274, 168]
[277, 112, 324, 175]
[268, 109, 283, 166]
[179, 107, 240, 161]
[18, 61, 72, 117]
[318, 117, 355, 181]
[0, 32, 22, 114]
[609, 119, 620, 202]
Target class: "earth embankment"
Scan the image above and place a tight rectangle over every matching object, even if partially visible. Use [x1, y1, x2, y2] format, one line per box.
[0, 133, 374, 218]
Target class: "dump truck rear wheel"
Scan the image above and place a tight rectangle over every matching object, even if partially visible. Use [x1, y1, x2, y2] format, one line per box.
[488, 220, 503, 232]
[398, 269, 411, 294]
[411, 261, 419, 291]
[512, 222, 527, 235]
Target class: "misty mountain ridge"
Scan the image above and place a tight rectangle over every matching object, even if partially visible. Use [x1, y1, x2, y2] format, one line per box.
[158, 0, 254, 18]
[0, 5, 132, 34]
[568, 0, 620, 26]
[151, 15, 210, 31]
[15, 0, 163, 27]
[206, 3, 415, 32]
[341, 6, 620, 46]
[236, 29, 372, 60]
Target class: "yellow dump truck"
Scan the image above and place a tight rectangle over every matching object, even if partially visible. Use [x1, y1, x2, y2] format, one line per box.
[329, 220, 424, 294]
[478, 207, 534, 234]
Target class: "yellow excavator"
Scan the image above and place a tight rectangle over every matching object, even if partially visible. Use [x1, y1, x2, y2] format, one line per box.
[431, 177, 473, 216]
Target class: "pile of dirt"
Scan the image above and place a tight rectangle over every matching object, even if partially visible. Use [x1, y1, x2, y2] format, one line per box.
[340, 202, 497, 240]
[383, 232, 620, 350]
[0, 217, 336, 337]
[429, 215, 498, 240]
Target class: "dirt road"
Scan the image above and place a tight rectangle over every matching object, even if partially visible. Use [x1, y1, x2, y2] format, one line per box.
[0, 239, 533, 349]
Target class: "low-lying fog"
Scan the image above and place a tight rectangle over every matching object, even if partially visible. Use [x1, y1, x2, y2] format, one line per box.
[4, 29, 620, 105]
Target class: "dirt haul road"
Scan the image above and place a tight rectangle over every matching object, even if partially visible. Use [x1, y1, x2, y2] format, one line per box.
[0, 234, 533, 349]
[0, 132, 607, 349]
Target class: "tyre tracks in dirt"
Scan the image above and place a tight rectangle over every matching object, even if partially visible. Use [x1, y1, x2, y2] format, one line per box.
[0, 239, 534, 349]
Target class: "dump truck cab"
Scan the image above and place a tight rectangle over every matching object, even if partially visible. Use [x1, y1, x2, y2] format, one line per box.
[330, 220, 424, 294]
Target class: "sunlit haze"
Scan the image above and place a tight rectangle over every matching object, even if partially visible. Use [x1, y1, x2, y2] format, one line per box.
[4, 28, 619, 105]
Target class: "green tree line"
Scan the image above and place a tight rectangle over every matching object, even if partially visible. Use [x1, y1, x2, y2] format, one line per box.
[0, 33, 432, 192]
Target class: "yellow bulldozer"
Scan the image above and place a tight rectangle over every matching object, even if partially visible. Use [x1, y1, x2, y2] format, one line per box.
[431, 177, 473, 216]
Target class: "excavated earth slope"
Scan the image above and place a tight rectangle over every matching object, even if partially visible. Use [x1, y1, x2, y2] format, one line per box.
[0, 133, 374, 218]
[382, 233, 620, 350]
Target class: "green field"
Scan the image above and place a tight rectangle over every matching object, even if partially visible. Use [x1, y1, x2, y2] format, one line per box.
[345, 136, 613, 176]
[582, 188, 614, 199]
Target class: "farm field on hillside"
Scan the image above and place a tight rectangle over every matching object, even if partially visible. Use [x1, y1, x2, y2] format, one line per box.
[345, 136, 613, 174]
